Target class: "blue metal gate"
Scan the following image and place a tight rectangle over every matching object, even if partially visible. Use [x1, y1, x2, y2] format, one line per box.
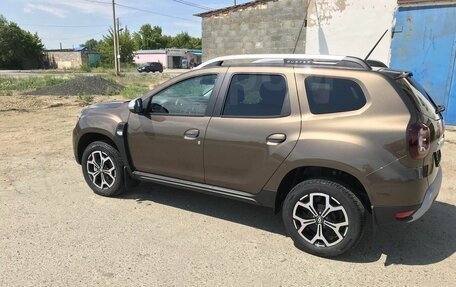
[390, 4, 456, 124]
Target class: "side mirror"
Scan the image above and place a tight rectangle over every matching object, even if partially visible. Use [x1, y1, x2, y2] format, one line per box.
[128, 98, 143, 114]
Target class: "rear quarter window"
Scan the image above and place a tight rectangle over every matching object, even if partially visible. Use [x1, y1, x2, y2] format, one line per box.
[395, 77, 437, 118]
[305, 76, 366, 114]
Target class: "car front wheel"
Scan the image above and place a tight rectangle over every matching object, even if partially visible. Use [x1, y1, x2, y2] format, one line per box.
[81, 141, 125, 197]
[282, 178, 365, 257]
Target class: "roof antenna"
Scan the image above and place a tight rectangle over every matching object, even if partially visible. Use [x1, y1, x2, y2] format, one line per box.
[364, 29, 388, 61]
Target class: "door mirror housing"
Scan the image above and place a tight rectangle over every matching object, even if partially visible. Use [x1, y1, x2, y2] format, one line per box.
[128, 98, 143, 114]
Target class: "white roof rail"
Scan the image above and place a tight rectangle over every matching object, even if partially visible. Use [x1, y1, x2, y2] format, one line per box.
[194, 54, 370, 70]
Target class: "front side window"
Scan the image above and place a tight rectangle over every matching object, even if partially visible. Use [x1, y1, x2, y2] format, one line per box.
[149, 74, 217, 116]
[305, 76, 366, 114]
[222, 74, 290, 117]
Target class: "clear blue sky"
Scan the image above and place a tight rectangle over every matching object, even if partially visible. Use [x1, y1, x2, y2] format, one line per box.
[0, 0, 250, 49]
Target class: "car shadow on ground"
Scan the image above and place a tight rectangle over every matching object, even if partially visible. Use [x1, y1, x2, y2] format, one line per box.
[121, 183, 455, 265]
[339, 201, 456, 266]
[122, 182, 286, 235]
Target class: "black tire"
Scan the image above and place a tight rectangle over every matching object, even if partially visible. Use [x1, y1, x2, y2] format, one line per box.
[282, 178, 365, 257]
[81, 141, 125, 197]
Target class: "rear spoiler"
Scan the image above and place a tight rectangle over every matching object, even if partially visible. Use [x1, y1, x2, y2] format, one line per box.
[394, 72, 413, 80]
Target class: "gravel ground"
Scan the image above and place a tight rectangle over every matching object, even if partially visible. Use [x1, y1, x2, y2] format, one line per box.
[0, 97, 455, 286]
[26, 76, 124, 96]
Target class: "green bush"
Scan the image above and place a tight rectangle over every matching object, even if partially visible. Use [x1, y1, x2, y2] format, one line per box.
[80, 64, 92, 72]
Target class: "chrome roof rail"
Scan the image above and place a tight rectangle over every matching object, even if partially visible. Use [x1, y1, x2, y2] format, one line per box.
[195, 54, 371, 70]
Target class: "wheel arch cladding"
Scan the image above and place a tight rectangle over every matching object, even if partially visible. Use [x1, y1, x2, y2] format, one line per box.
[77, 132, 118, 163]
[274, 166, 372, 214]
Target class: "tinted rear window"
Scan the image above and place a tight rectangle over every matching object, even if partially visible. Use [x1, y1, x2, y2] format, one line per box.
[395, 77, 438, 118]
[222, 74, 290, 117]
[305, 76, 366, 114]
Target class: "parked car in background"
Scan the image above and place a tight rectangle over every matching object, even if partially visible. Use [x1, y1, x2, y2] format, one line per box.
[137, 62, 163, 73]
[73, 54, 444, 257]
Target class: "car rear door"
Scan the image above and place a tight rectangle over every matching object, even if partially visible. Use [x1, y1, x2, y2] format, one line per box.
[203, 67, 301, 194]
[127, 67, 227, 183]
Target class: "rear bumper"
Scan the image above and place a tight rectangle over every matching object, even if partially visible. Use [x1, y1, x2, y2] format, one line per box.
[373, 167, 442, 224]
[408, 167, 442, 222]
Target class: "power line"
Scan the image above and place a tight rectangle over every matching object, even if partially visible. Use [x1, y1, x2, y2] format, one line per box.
[79, 0, 200, 22]
[115, 3, 200, 23]
[78, 0, 111, 4]
[170, 0, 213, 10]
[19, 24, 109, 28]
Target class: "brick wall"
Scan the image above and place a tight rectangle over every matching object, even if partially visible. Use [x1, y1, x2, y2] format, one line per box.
[45, 51, 83, 69]
[200, 0, 308, 61]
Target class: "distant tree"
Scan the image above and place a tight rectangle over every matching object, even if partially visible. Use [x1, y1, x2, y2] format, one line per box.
[170, 32, 191, 48]
[0, 15, 45, 69]
[170, 32, 201, 49]
[119, 27, 135, 63]
[87, 24, 202, 66]
[98, 26, 135, 65]
[161, 35, 173, 49]
[189, 37, 202, 49]
[82, 38, 100, 51]
[133, 24, 164, 50]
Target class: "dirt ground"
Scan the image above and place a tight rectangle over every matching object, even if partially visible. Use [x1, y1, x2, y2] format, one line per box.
[0, 96, 455, 286]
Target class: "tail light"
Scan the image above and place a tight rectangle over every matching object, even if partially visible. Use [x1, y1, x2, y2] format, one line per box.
[407, 123, 430, 159]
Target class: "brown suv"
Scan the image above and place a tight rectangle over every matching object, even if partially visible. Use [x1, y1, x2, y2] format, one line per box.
[73, 54, 444, 257]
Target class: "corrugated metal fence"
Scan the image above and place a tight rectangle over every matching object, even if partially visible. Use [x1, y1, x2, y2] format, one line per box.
[390, 3, 456, 124]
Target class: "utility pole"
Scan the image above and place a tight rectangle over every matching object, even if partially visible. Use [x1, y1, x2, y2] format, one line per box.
[116, 17, 121, 74]
[111, 0, 119, 76]
[234, 0, 237, 5]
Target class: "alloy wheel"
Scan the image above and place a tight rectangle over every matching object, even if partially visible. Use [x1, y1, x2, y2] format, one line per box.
[292, 192, 349, 247]
[86, 151, 116, 189]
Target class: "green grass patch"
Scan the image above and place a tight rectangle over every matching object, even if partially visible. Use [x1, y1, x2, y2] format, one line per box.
[120, 84, 150, 99]
[103, 73, 172, 99]
[0, 76, 69, 95]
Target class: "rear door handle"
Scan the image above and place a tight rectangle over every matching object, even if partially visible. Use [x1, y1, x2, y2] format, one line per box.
[184, 128, 200, 140]
[266, 133, 286, 145]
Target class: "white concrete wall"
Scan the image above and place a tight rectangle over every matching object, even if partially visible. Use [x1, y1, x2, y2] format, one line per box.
[305, 0, 397, 64]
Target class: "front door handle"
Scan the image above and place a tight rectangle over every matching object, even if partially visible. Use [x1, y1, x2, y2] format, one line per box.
[184, 128, 200, 140]
[266, 133, 286, 145]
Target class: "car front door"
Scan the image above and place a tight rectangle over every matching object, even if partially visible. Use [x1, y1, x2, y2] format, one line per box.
[127, 68, 226, 183]
[204, 67, 301, 194]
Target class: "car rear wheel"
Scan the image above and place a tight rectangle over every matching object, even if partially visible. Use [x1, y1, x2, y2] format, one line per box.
[282, 178, 365, 257]
[81, 141, 125, 197]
